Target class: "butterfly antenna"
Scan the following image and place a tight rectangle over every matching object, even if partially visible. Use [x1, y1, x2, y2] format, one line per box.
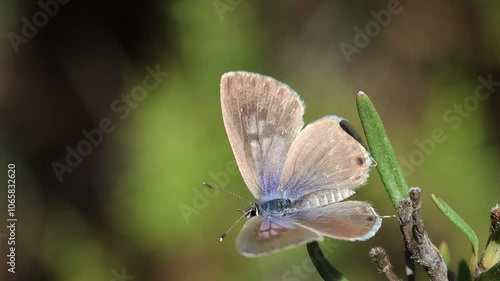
[219, 214, 246, 242]
[203, 182, 253, 204]
[381, 215, 397, 219]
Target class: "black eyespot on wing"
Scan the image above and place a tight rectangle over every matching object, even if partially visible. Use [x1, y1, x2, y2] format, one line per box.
[356, 156, 365, 166]
[339, 119, 366, 148]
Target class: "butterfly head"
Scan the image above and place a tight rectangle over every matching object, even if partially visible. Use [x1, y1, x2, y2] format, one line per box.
[241, 203, 259, 218]
[202, 182, 262, 241]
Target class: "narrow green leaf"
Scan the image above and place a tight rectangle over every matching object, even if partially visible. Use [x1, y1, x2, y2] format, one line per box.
[307, 242, 349, 281]
[356, 92, 409, 208]
[431, 194, 479, 257]
[478, 260, 500, 281]
[457, 259, 473, 281]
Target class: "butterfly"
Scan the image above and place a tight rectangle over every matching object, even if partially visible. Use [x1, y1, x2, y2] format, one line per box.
[216, 71, 381, 257]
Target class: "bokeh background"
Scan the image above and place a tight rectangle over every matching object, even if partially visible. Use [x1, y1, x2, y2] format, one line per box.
[1, 0, 500, 280]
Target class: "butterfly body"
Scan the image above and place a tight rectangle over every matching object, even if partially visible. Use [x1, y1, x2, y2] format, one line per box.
[219, 71, 382, 257]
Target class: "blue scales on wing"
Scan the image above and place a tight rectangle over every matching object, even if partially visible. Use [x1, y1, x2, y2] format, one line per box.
[221, 71, 305, 199]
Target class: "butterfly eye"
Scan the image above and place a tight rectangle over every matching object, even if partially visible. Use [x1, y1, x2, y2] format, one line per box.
[251, 208, 258, 217]
[245, 203, 259, 218]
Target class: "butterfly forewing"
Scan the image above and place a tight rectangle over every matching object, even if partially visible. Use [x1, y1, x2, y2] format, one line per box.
[236, 216, 322, 257]
[221, 72, 305, 199]
[290, 201, 381, 241]
[278, 116, 372, 199]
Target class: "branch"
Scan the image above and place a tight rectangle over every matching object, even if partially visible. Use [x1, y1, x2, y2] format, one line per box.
[398, 187, 448, 281]
[369, 247, 401, 281]
[490, 205, 500, 235]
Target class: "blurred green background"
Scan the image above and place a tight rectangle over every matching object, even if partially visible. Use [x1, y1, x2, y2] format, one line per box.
[1, 0, 500, 280]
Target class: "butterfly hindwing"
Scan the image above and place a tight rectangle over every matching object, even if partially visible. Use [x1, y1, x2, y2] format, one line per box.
[221, 71, 305, 199]
[236, 216, 321, 257]
[289, 201, 381, 241]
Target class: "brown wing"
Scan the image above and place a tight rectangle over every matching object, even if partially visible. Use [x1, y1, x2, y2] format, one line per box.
[289, 201, 381, 241]
[221, 71, 305, 199]
[236, 216, 322, 257]
[278, 116, 373, 199]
